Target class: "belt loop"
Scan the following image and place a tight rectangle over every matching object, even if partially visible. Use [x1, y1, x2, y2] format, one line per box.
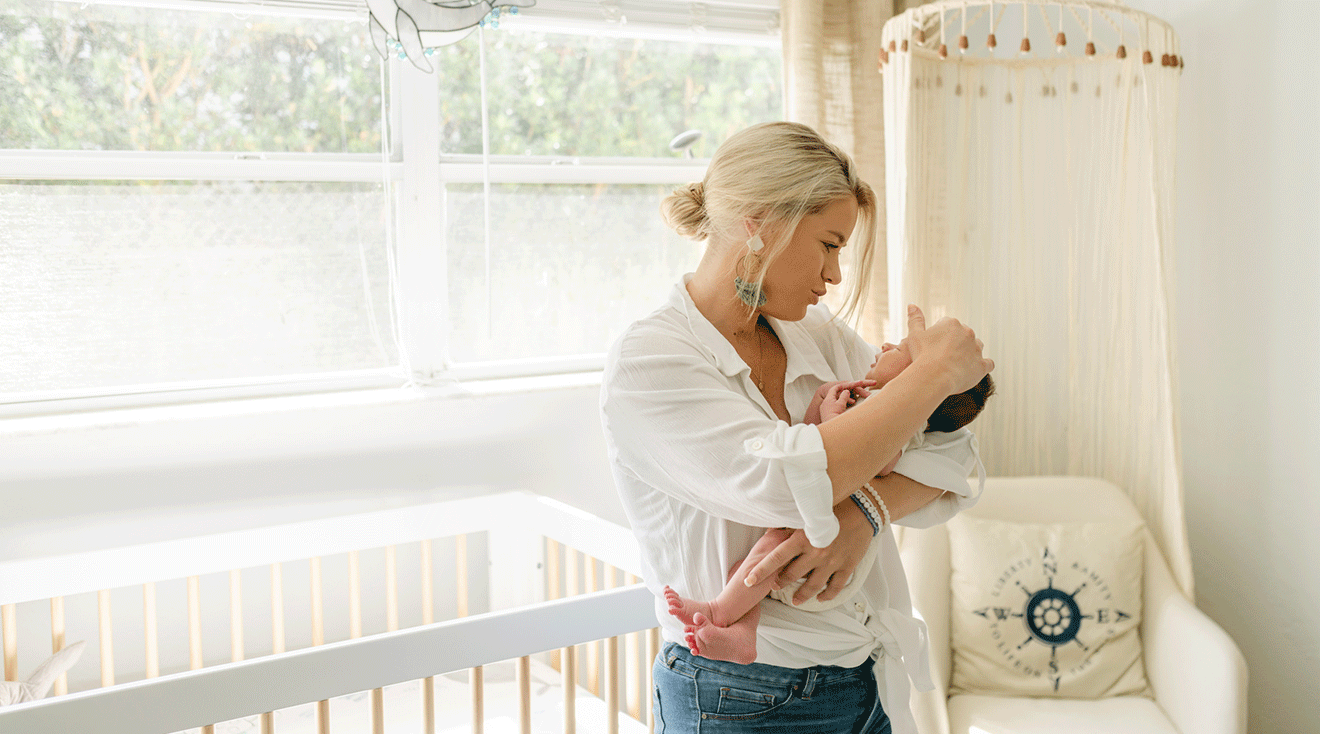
[801, 668, 819, 699]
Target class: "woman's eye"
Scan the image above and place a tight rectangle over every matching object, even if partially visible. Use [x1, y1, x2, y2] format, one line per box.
[823, 242, 841, 250]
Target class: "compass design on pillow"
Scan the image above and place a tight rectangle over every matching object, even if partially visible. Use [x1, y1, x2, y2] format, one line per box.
[972, 546, 1133, 692]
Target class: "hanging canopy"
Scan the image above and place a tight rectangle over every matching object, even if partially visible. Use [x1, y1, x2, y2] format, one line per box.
[878, 0, 1193, 596]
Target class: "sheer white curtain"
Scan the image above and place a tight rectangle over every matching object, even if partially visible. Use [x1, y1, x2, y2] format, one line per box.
[878, 2, 1193, 596]
[782, 0, 926, 343]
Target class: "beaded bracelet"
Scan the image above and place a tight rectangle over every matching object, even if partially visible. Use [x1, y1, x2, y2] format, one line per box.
[862, 482, 892, 529]
[850, 491, 881, 537]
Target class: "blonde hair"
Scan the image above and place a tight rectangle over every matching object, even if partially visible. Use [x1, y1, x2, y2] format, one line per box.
[661, 121, 878, 321]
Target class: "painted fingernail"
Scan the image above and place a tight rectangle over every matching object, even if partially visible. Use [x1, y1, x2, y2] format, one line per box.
[744, 575, 757, 587]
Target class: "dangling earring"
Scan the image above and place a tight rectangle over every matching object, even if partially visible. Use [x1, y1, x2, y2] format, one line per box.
[734, 236, 767, 308]
[734, 274, 766, 308]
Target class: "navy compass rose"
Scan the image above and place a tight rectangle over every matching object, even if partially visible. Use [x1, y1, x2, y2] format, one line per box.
[972, 546, 1132, 692]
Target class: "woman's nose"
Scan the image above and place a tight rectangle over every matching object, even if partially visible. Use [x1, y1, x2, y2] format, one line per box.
[823, 257, 842, 285]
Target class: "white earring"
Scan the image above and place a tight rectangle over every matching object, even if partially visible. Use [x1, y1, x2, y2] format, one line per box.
[746, 234, 764, 252]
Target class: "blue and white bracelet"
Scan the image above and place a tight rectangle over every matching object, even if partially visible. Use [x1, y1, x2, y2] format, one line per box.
[850, 490, 882, 537]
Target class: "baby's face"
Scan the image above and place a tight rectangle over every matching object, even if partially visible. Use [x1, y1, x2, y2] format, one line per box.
[865, 342, 912, 387]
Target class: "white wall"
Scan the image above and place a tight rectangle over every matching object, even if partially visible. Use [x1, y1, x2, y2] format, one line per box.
[1135, 1, 1320, 732]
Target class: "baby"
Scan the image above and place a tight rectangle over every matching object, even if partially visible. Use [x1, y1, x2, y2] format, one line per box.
[664, 341, 995, 663]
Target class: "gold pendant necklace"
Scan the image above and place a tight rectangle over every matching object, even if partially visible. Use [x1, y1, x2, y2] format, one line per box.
[753, 317, 765, 390]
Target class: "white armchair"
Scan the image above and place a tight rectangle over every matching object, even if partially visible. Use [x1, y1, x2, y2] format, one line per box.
[901, 476, 1247, 734]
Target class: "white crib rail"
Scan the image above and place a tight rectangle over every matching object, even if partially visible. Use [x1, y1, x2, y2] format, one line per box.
[0, 490, 655, 734]
[0, 584, 656, 734]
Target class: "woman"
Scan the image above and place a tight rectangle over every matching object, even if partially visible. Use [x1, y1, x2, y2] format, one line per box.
[600, 122, 992, 733]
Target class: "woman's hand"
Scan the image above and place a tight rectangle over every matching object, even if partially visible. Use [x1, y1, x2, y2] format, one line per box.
[902, 304, 993, 394]
[742, 499, 873, 605]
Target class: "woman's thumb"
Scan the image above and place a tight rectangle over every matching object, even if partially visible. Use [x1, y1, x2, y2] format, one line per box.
[907, 304, 925, 334]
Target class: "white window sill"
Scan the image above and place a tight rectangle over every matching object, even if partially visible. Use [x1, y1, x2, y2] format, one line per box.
[0, 371, 607, 483]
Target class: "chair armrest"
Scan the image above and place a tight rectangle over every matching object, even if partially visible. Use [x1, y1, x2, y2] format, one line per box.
[1143, 536, 1248, 734]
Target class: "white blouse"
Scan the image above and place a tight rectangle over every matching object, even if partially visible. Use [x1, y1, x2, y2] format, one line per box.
[600, 276, 983, 734]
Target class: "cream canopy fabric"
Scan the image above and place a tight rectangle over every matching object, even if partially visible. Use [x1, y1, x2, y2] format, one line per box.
[878, 0, 1193, 596]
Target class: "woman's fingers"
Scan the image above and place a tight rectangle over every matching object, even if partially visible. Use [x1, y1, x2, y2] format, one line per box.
[907, 304, 926, 335]
[742, 534, 806, 588]
[816, 570, 851, 603]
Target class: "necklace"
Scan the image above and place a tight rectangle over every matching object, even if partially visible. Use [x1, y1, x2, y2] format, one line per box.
[750, 317, 766, 391]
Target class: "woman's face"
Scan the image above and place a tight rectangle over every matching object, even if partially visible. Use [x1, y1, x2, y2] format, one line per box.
[758, 195, 859, 321]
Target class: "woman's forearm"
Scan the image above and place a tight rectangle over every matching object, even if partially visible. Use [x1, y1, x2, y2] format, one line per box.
[862, 472, 946, 522]
[817, 363, 954, 505]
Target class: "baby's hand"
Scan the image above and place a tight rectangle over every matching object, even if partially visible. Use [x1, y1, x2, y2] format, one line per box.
[817, 380, 876, 423]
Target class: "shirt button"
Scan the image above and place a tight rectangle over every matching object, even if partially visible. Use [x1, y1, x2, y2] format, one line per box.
[854, 602, 865, 612]
[749, 439, 764, 451]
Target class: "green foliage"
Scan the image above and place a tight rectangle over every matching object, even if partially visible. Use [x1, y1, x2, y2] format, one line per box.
[0, 1, 384, 152]
[435, 29, 782, 157]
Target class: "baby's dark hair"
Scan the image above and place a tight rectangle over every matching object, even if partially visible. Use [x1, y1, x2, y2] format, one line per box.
[925, 374, 996, 433]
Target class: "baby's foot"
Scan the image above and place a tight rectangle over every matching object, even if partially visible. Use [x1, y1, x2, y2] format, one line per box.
[684, 612, 758, 665]
[663, 585, 712, 626]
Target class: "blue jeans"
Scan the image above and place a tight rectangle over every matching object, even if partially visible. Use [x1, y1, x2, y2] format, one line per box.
[652, 642, 890, 734]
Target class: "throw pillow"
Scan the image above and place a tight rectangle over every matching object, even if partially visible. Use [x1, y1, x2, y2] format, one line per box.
[947, 516, 1150, 698]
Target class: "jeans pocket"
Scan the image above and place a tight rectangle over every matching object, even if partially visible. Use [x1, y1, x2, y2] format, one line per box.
[715, 686, 778, 717]
[695, 673, 793, 721]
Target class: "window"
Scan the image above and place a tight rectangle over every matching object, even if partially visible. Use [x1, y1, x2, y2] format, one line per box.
[0, 0, 782, 407]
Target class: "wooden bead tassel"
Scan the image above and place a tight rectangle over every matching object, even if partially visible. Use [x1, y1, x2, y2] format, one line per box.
[1055, 31, 1067, 49]
[939, 43, 948, 58]
[1142, 49, 1154, 64]
[987, 33, 997, 49]
[959, 35, 969, 51]
[1085, 41, 1096, 56]
[1117, 45, 1128, 59]
[1020, 37, 1031, 53]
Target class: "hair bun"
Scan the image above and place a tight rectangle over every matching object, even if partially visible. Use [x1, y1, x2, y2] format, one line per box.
[661, 181, 709, 240]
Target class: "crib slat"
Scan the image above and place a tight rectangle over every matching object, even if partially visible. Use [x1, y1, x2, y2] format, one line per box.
[263, 563, 284, 734]
[386, 544, 399, 632]
[562, 644, 577, 734]
[2, 604, 15, 682]
[310, 557, 324, 647]
[517, 655, 532, 734]
[372, 545, 398, 734]
[566, 547, 580, 690]
[606, 635, 620, 734]
[421, 539, 436, 734]
[98, 589, 114, 687]
[311, 557, 329, 734]
[587, 557, 600, 695]
[51, 596, 69, 695]
[230, 570, 245, 663]
[647, 628, 660, 733]
[271, 563, 286, 655]
[186, 577, 213, 734]
[471, 666, 485, 734]
[372, 688, 385, 734]
[626, 573, 641, 720]
[188, 577, 203, 670]
[457, 534, 484, 734]
[547, 539, 561, 671]
[142, 584, 159, 681]
[349, 551, 363, 639]
[456, 534, 469, 617]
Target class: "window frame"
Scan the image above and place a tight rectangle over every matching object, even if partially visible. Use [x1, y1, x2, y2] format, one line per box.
[0, 0, 783, 417]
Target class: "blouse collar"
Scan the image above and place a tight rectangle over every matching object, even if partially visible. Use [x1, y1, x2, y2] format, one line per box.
[670, 275, 843, 387]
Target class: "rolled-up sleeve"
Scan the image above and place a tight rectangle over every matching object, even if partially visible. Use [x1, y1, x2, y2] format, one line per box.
[602, 330, 839, 545]
[891, 429, 985, 528]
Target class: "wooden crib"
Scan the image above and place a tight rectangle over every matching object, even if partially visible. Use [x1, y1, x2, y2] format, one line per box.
[0, 491, 660, 734]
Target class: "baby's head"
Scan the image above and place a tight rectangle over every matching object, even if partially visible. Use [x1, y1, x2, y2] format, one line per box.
[866, 343, 996, 433]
